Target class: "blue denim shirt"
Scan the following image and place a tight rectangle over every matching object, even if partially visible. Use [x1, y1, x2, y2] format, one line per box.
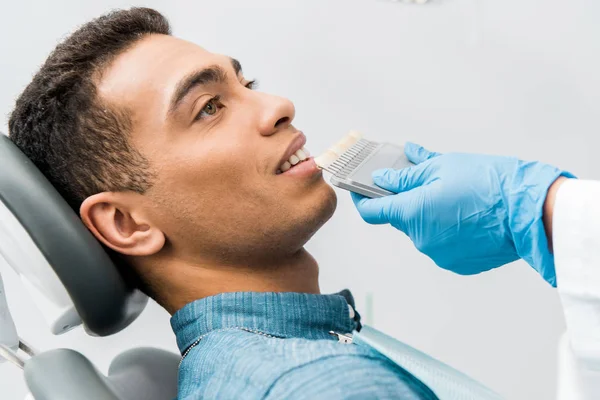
[171, 291, 437, 399]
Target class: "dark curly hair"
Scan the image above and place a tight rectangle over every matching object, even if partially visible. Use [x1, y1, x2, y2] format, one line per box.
[8, 7, 171, 212]
[8, 8, 172, 299]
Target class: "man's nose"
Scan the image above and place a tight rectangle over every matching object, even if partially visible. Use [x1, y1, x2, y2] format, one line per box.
[256, 93, 295, 136]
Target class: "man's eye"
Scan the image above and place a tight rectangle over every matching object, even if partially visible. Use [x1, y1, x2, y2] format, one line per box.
[203, 100, 218, 115]
[196, 96, 221, 120]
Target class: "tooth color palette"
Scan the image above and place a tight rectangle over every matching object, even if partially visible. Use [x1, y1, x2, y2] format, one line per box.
[315, 131, 413, 198]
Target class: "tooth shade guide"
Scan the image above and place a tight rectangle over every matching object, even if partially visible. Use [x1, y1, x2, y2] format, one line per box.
[315, 133, 412, 199]
[314, 130, 363, 171]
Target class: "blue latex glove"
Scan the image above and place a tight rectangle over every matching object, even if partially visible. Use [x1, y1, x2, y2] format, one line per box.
[352, 142, 574, 286]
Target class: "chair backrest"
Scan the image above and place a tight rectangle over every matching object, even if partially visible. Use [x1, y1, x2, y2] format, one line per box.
[24, 347, 180, 400]
[0, 133, 147, 336]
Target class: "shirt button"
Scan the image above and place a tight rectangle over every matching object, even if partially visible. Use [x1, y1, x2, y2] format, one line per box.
[348, 304, 355, 319]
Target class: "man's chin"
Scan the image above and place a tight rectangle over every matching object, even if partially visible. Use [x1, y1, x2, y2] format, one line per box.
[322, 184, 338, 220]
[303, 183, 338, 238]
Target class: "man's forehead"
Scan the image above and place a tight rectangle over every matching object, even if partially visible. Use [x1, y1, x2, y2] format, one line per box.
[97, 34, 227, 109]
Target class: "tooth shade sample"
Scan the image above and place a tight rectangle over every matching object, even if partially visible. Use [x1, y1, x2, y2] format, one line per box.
[314, 130, 363, 170]
[314, 150, 338, 169]
[331, 144, 346, 155]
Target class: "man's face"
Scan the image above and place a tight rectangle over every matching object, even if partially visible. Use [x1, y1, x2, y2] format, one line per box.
[97, 34, 336, 265]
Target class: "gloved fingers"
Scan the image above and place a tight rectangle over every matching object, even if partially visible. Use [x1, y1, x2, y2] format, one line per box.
[352, 186, 432, 234]
[351, 192, 393, 225]
[404, 142, 441, 164]
[372, 163, 428, 194]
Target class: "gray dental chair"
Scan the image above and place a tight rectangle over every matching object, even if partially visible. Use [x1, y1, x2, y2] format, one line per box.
[0, 133, 180, 400]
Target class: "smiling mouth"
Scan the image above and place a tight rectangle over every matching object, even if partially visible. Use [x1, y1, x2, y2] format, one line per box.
[276, 147, 311, 175]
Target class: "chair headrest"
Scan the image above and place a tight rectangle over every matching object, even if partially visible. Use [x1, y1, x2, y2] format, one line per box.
[0, 134, 147, 336]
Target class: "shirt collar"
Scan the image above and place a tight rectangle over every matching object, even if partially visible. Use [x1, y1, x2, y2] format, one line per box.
[170, 290, 361, 354]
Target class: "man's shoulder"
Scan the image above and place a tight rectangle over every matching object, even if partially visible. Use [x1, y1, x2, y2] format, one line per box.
[182, 327, 379, 370]
[177, 328, 386, 399]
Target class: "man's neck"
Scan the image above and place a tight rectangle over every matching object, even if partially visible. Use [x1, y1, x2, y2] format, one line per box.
[142, 248, 321, 314]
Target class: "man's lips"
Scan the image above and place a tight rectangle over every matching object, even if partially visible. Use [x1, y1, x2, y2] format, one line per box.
[279, 157, 321, 178]
[277, 132, 307, 173]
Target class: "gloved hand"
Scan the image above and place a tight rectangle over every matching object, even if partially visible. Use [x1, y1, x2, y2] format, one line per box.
[352, 142, 574, 286]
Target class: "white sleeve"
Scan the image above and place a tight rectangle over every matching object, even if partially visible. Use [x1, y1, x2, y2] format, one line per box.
[553, 179, 600, 400]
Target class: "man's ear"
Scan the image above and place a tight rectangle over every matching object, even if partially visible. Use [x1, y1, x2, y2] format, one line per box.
[80, 192, 165, 257]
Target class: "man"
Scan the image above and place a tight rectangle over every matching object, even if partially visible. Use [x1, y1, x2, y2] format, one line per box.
[8, 8, 438, 400]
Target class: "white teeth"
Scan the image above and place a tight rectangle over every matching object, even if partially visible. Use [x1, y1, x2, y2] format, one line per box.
[278, 146, 312, 173]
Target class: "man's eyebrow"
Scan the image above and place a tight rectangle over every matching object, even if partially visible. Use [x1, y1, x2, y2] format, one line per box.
[230, 58, 242, 75]
[169, 66, 228, 115]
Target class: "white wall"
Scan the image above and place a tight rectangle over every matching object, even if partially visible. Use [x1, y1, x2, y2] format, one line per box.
[1, 0, 599, 398]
